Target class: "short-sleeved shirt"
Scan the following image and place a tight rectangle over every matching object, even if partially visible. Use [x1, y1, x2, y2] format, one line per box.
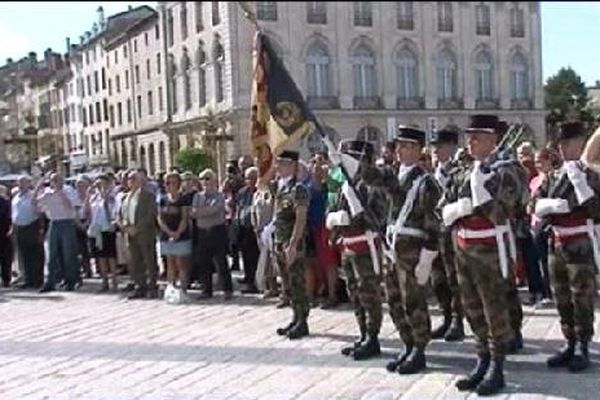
[157, 193, 191, 242]
[272, 178, 310, 244]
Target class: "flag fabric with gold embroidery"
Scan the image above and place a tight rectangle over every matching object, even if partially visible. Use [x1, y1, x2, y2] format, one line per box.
[250, 31, 317, 178]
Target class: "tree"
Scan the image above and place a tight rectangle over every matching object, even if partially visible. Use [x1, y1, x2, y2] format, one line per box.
[174, 147, 213, 175]
[545, 67, 591, 125]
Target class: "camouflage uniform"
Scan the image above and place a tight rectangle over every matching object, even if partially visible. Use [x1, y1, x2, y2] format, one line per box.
[533, 157, 600, 370]
[272, 178, 311, 328]
[362, 161, 441, 371]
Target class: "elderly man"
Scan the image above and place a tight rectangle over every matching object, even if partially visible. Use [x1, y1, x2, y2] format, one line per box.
[192, 169, 233, 299]
[235, 167, 260, 293]
[33, 173, 80, 292]
[119, 170, 158, 299]
[11, 176, 43, 288]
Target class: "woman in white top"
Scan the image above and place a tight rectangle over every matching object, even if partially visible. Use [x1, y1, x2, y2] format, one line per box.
[85, 175, 119, 292]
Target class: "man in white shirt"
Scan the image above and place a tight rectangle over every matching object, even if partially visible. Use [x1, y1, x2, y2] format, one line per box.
[33, 172, 80, 292]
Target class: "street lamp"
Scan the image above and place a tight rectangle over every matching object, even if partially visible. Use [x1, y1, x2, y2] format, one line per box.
[201, 109, 233, 183]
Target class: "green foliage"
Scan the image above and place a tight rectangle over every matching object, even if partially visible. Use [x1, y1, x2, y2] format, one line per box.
[174, 147, 213, 175]
[545, 67, 592, 124]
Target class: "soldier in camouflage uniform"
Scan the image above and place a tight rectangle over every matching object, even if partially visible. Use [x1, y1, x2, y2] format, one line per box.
[533, 121, 600, 372]
[326, 140, 385, 360]
[272, 151, 311, 340]
[442, 115, 528, 395]
[430, 127, 465, 342]
[362, 126, 441, 375]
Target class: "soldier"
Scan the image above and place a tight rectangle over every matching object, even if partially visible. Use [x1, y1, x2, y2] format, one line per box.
[272, 151, 311, 340]
[442, 115, 524, 395]
[362, 126, 441, 375]
[326, 139, 385, 360]
[430, 127, 465, 342]
[533, 121, 599, 372]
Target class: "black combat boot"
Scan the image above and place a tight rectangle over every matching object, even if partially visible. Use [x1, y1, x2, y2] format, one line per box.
[353, 333, 381, 361]
[476, 357, 505, 396]
[456, 353, 491, 391]
[568, 340, 590, 373]
[397, 346, 426, 375]
[444, 317, 465, 342]
[277, 311, 297, 336]
[341, 328, 366, 356]
[287, 319, 309, 340]
[505, 329, 524, 354]
[386, 343, 413, 372]
[547, 339, 575, 368]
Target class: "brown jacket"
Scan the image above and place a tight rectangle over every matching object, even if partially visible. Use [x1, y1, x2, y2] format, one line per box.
[120, 189, 157, 243]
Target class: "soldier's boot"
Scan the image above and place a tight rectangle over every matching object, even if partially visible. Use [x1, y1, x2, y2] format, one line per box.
[396, 346, 426, 375]
[277, 311, 297, 336]
[505, 329, 524, 354]
[568, 340, 590, 373]
[475, 358, 505, 396]
[385, 343, 413, 372]
[444, 317, 465, 342]
[353, 333, 380, 361]
[547, 339, 575, 368]
[341, 327, 366, 356]
[455, 353, 491, 391]
[431, 311, 451, 339]
[287, 319, 309, 340]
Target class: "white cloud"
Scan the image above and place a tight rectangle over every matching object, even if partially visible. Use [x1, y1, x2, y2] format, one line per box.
[0, 24, 32, 62]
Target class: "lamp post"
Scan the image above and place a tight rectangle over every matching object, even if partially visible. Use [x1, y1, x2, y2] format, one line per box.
[202, 110, 233, 183]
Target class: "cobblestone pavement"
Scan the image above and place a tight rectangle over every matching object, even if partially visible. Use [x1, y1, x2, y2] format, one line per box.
[0, 279, 598, 400]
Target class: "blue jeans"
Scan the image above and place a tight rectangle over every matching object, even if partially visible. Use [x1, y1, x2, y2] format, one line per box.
[46, 219, 79, 288]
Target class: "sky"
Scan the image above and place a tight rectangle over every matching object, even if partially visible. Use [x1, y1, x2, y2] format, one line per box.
[0, 2, 598, 87]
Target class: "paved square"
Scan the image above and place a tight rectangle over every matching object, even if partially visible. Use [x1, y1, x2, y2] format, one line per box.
[0, 283, 598, 400]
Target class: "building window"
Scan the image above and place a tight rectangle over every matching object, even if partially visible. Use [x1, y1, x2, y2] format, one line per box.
[436, 49, 457, 100]
[305, 41, 331, 97]
[353, 2, 372, 27]
[181, 48, 192, 110]
[438, 2, 453, 32]
[114, 50, 119, 64]
[94, 71, 99, 93]
[135, 65, 140, 84]
[134, 39, 138, 53]
[256, 2, 277, 21]
[137, 95, 142, 118]
[510, 6, 525, 37]
[510, 52, 528, 100]
[307, 2, 326, 24]
[117, 102, 123, 125]
[106, 55, 110, 68]
[85, 51, 89, 65]
[125, 70, 130, 89]
[96, 102, 101, 123]
[130, 139, 137, 161]
[395, 47, 418, 99]
[89, 104, 94, 126]
[83, 107, 88, 127]
[158, 86, 164, 111]
[167, 8, 174, 46]
[196, 43, 207, 107]
[123, 44, 128, 58]
[159, 142, 167, 172]
[116, 75, 121, 93]
[148, 143, 156, 175]
[140, 146, 146, 170]
[109, 105, 115, 127]
[213, 40, 225, 103]
[156, 53, 162, 75]
[86, 75, 91, 96]
[475, 50, 493, 100]
[146, 59, 151, 80]
[148, 91, 154, 115]
[103, 99, 109, 121]
[127, 99, 132, 123]
[168, 54, 178, 113]
[181, 2, 188, 40]
[352, 44, 377, 98]
[476, 4, 491, 36]
[397, 2, 414, 30]
[195, 2, 203, 32]
[108, 78, 112, 95]
[212, 1, 220, 26]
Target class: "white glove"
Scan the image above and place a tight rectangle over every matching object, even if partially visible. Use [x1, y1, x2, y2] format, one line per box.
[470, 161, 494, 208]
[534, 198, 570, 218]
[326, 210, 350, 230]
[442, 197, 473, 227]
[564, 161, 595, 205]
[415, 248, 439, 286]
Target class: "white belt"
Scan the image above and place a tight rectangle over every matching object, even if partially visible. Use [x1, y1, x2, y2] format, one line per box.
[384, 226, 428, 264]
[553, 219, 600, 274]
[341, 230, 381, 275]
[457, 224, 516, 279]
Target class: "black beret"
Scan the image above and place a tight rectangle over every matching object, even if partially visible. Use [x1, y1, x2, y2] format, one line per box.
[396, 126, 425, 147]
[277, 150, 299, 162]
[465, 114, 500, 134]
[557, 121, 586, 141]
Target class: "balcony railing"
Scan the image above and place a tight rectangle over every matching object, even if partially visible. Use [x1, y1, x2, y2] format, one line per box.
[511, 98, 532, 109]
[476, 24, 490, 36]
[437, 98, 463, 109]
[354, 14, 372, 27]
[353, 96, 382, 110]
[307, 11, 326, 24]
[306, 96, 339, 110]
[438, 19, 453, 32]
[510, 26, 525, 37]
[397, 17, 414, 30]
[475, 98, 499, 109]
[396, 97, 424, 110]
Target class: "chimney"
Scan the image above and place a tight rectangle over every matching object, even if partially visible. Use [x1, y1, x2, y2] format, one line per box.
[80, 35, 85, 45]
[85, 31, 91, 41]
[28, 52, 37, 65]
[66, 37, 71, 54]
[6, 58, 13, 65]
[128, 5, 133, 11]
[92, 22, 98, 36]
[97, 6, 106, 30]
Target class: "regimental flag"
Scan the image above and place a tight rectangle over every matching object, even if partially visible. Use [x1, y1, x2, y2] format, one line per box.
[250, 31, 317, 178]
